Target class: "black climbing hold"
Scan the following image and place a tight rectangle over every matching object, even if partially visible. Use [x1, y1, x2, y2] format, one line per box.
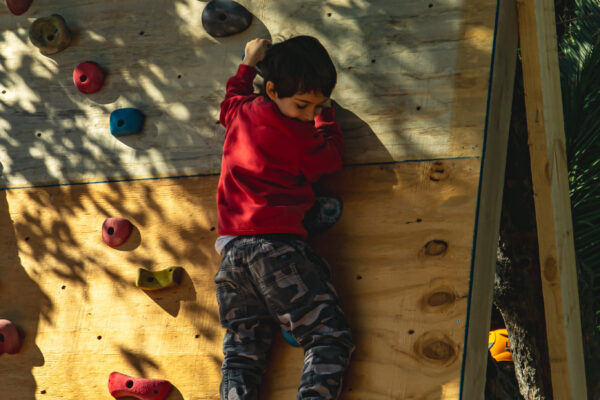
[29, 14, 72, 55]
[202, 0, 253, 38]
[302, 196, 343, 235]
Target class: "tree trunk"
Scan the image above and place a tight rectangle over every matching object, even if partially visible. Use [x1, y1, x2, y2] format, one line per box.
[491, 61, 554, 399]
[485, 351, 521, 400]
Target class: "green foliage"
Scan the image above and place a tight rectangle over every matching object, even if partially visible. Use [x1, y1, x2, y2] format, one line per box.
[560, 0, 600, 330]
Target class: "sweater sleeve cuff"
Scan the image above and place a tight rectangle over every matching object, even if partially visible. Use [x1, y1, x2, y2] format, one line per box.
[315, 106, 335, 123]
[237, 64, 258, 81]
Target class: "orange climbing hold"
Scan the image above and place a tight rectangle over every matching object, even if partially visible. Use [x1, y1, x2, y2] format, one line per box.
[488, 328, 512, 362]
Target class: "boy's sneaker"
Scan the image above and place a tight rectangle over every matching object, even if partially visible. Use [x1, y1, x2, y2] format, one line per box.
[303, 196, 343, 235]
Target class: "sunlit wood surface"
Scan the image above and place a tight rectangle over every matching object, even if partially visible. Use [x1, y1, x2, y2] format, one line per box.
[0, 161, 479, 399]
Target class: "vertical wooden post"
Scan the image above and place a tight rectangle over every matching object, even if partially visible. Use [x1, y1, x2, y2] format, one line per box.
[461, 0, 518, 397]
[516, 0, 587, 398]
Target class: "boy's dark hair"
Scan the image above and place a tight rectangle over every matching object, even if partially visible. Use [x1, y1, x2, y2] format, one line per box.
[259, 36, 337, 98]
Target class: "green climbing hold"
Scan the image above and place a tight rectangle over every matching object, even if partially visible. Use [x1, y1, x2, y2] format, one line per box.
[29, 14, 72, 55]
[136, 267, 183, 291]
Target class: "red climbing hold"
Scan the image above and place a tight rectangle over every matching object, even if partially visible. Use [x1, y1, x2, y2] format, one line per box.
[102, 218, 133, 247]
[73, 62, 105, 94]
[108, 372, 172, 400]
[0, 319, 22, 355]
[6, 0, 33, 15]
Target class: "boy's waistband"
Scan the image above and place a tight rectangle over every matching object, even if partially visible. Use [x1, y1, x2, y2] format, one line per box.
[223, 233, 304, 254]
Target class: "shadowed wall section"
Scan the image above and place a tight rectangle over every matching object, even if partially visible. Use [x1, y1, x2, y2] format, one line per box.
[0, 0, 505, 399]
[0, 0, 495, 187]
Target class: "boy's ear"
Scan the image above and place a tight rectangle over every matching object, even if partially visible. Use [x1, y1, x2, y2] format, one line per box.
[265, 81, 278, 101]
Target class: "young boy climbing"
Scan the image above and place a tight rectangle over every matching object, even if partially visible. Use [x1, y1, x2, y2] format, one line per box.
[214, 36, 355, 399]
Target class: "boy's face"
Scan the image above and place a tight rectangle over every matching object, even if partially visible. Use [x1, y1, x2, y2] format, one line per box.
[266, 81, 329, 122]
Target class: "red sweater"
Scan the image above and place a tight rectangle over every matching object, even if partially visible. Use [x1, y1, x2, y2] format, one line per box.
[217, 65, 343, 239]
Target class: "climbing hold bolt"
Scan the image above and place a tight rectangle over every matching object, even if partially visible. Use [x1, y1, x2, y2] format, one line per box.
[102, 218, 133, 247]
[110, 108, 145, 137]
[108, 372, 172, 400]
[29, 14, 72, 55]
[281, 327, 300, 347]
[6, 0, 33, 15]
[136, 267, 183, 291]
[0, 319, 22, 355]
[73, 62, 105, 94]
[202, 0, 253, 38]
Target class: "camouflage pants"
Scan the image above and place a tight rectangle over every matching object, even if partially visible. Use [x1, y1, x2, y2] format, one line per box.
[215, 235, 354, 400]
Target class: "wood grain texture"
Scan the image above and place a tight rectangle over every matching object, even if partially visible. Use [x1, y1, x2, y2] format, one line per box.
[0, 0, 496, 187]
[516, 0, 587, 398]
[0, 160, 480, 399]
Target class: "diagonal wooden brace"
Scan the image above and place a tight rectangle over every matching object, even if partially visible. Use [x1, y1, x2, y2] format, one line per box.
[108, 371, 172, 400]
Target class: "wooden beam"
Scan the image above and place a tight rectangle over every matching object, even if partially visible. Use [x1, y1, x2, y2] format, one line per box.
[516, 0, 587, 398]
[461, 0, 518, 398]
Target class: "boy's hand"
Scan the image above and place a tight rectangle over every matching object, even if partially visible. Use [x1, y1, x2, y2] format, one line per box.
[242, 38, 271, 68]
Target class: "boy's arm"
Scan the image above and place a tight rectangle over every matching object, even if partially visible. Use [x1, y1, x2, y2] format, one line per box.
[220, 38, 270, 128]
[219, 65, 257, 128]
[299, 106, 344, 182]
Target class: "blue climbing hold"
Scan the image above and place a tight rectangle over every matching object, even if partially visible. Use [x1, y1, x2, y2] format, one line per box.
[110, 108, 145, 137]
[281, 328, 300, 347]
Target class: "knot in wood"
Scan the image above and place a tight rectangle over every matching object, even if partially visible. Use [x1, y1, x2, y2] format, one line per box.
[427, 291, 456, 307]
[414, 331, 458, 366]
[420, 286, 457, 313]
[429, 161, 449, 181]
[424, 240, 448, 256]
[543, 256, 558, 282]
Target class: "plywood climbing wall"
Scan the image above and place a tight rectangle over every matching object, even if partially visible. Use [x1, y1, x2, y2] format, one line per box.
[0, 0, 508, 399]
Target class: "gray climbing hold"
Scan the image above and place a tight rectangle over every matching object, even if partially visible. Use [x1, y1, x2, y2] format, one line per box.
[303, 197, 343, 234]
[202, 0, 253, 38]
